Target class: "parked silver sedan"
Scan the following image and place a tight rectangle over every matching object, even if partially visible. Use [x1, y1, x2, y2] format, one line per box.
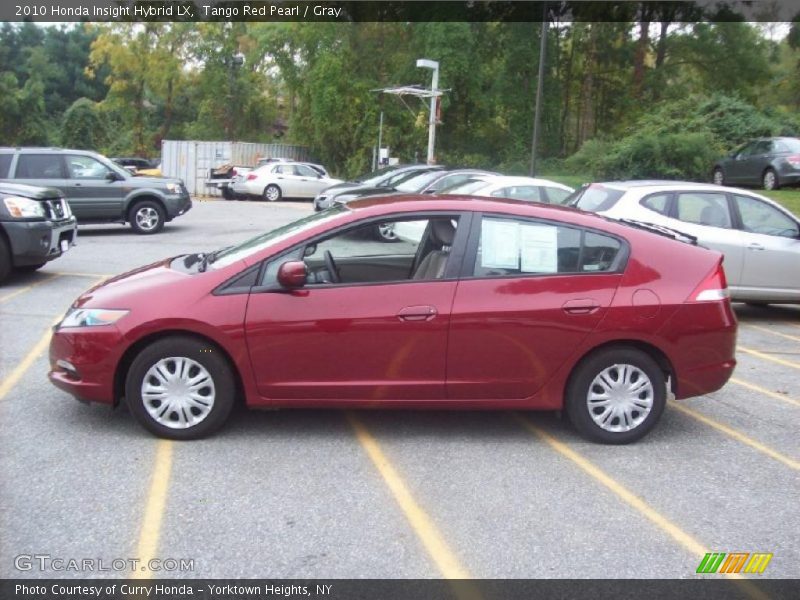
[232, 162, 341, 202]
[569, 181, 800, 304]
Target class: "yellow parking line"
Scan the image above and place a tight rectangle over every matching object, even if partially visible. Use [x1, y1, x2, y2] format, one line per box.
[738, 346, 800, 371]
[131, 439, 174, 579]
[0, 273, 61, 303]
[670, 402, 799, 471]
[0, 318, 60, 401]
[347, 413, 472, 580]
[743, 324, 800, 344]
[52, 271, 113, 279]
[730, 377, 800, 409]
[512, 415, 767, 598]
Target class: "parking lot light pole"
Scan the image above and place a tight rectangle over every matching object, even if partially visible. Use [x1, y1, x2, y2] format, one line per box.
[416, 59, 439, 165]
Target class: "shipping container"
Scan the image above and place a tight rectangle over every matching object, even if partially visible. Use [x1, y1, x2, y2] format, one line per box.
[161, 141, 311, 196]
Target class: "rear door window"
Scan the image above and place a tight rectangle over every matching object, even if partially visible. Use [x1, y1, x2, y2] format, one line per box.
[15, 154, 66, 179]
[640, 193, 671, 215]
[675, 192, 732, 228]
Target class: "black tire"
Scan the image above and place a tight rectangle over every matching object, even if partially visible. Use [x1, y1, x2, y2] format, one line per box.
[373, 222, 399, 242]
[263, 184, 282, 202]
[16, 262, 47, 273]
[221, 186, 235, 200]
[763, 168, 779, 191]
[125, 336, 236, 440]
[565, 347, 666, 444]
[0, 236, 11, 283]
[712, 168, 725, 186]
[129, 200, 165, 234]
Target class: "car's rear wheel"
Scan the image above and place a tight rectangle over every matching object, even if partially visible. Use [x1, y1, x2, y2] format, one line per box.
[129, 200, 165, 234]
[565, 347, 666, 444]
[374, 222, 398, 242]
[763, 168, 779, 191]
[125, 336, 235, 440]
[712, 168, 725, 186]
[263, 184, 282, 202]
[0, 237, 11, 283]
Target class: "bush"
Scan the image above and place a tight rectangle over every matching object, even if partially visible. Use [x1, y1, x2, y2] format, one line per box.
[60, 98, 107, 150]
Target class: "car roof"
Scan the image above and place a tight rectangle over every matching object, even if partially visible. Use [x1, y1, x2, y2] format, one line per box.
[477, 175, 574, 189]
[589, 180, 726, 191]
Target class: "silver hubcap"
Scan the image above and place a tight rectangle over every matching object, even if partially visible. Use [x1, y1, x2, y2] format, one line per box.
[586, 364, 654, 433]
[764, 172, 775, 189]
[141, 357, 215, 429]
[713, 170, 723, 185]
[378, 223, 397, 240]
[265, 186, 280, 201]
[135, 207, 159, 231]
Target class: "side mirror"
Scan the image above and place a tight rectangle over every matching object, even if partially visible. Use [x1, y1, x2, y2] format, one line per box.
[106, 171, 123, 182]
[277, 261, 307, 288]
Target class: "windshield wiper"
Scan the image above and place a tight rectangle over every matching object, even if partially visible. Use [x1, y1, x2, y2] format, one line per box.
[618, 219, 698, 245]
[198, 245, 233, 272]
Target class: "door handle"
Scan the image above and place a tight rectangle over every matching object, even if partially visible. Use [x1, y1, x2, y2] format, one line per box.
[562, 298, 600, 315]
[747, 243, 765, 251]
[397, 305, 437, 321]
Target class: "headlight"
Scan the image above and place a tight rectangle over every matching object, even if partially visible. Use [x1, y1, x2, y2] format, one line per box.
[166, 183, 182, 194]
[3, 196, 45, 218]
[59, 308, 129, 328]
[60, 198, 72, 218]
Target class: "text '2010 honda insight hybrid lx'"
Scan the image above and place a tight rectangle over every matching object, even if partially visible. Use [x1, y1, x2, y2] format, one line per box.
[48, 196, 737, 444]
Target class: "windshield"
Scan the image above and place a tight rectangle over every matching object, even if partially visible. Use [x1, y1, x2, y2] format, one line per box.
[394, 170, 443, 192]
[442, 180, 492, 195]
[211, 204, 348, 269]
[354, 165, 405, 184]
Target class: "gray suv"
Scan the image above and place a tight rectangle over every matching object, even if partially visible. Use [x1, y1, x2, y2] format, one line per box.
[0, 148, 192, 234]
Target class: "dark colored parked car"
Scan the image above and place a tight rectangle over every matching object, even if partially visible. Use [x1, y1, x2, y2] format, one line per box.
[712, 137, 800, 190]
[0, 181, 77, 283]
[49, 196, 736, 444]
[0, 148, 192, 234]
[111, 157, 157, 174]
[313, 164, 443, 211]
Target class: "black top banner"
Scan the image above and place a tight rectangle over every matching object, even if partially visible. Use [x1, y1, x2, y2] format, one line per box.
[3, 1, 800, 23]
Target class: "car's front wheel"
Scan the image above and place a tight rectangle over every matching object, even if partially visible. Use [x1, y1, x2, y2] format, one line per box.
[762, 168, 779, 191]
[565, 347, 666, 444]
[374, 222, 398, 242]
[263, 184, 282, 202]
[712, 168, 725, 186]
[125, 336, 235, 440]
[129, 200, 165, 234]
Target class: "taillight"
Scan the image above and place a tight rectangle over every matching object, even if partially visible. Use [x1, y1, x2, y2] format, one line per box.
[231, 168, 237, 176]
[786, 154, 800, 167]
[246, 173, 258, 181]
[689, 260, 730, 302]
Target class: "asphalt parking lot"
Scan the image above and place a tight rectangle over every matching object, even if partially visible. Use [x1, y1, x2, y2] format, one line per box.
[0, 198, 798, 581]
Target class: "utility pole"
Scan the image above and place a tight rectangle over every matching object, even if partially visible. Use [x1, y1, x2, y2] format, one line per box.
[416, 59, 440, 165]
[530, 3, 548, 176]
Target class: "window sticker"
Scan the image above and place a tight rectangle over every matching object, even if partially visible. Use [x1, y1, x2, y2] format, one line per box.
[520, 223, 558, 273]
[481, 219, 520, 269]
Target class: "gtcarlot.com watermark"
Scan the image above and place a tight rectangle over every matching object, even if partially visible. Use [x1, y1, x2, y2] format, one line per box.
[14, 554, 194, 573]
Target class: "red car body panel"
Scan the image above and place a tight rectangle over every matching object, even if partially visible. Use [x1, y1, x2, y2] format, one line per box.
[48, 196, 737, 414]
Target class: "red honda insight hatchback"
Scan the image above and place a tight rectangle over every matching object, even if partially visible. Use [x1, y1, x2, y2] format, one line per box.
[49, 196, 737, 443]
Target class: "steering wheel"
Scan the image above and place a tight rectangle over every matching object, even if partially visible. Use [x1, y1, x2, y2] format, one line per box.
[323, 250, 341, 283]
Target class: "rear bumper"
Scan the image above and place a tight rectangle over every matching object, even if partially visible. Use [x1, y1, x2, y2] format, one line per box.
[4, 217, 77, 267]
[660, 301, 738, 399]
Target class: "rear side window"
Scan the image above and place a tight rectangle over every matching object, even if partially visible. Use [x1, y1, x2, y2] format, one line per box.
[676, 192, 732, 228]
[472, 216, 622, 277]
[0, 154, 11, 178]
[640, 193, 671, 215]
[15, 154, 66, 179]
[572, 185, 624, 212]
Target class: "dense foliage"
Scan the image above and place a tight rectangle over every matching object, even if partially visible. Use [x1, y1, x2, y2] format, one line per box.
[0, 14, 798, 180]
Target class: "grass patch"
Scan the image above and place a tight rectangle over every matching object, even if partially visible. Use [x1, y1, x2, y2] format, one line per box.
[539, 172, 800, 217]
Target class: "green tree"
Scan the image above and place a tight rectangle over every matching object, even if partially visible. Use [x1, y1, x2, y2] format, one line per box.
[60, 98, 107, 149]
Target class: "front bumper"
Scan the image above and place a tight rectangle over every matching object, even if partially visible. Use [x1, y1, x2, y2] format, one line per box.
[48, 323, 123, 405]
[4, 217, 78, 267]
[164, 193, 192, 219]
